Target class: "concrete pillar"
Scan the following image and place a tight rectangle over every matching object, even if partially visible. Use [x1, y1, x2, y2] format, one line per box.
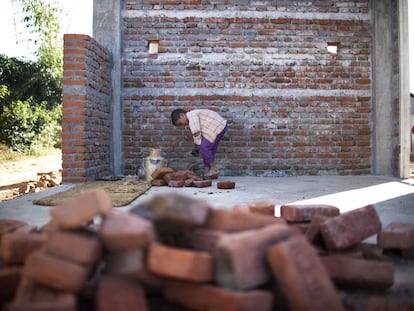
[92, 0, 123, 176]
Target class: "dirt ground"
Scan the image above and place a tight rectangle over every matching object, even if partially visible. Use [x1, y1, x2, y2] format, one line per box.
[0, 154, 62, 202]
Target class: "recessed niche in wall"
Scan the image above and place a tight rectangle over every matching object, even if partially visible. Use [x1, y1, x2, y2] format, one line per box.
[326, 41, 340, 54]
[148, 40, 159, 54]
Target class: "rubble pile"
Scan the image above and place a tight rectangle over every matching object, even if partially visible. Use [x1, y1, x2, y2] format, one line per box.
[18, 170, 62, 195]
[0, 190, 414, 311]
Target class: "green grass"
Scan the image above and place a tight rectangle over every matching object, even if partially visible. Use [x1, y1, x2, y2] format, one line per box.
[0, 143, 61, 163]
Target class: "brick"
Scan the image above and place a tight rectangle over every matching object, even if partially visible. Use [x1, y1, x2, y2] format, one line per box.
[205, 207, 285, 233]
[100, 209, 155, 252]
[186, 229, 224, 252]
[130, 193, 211, 229]
[247, 200, 275, 216]
[357, 242, 384, 260]
[364, 296, 414, 311]
[148, 242, 213, 282]
[151, 178, 166, 186]
[164, 281, 273, 311]
[49, 189, 112, 229]
[320, 205, 381, 250]
[0, 219, 29, 239]
[378, 222, 414, 250]
[151, 167, 174, 180]
[288, 222, 310, 234]
[215, 224, 296, 289]
[23, 251, 91, 292]
[267, 235, 344, 311]
[320, 255, 394, 290]
[0, 266, 22, 301]
[96, 276, 149, 311]
[280, 204, 340, 222]
[45, 229, 103, 265]
[217, 181, 236, 189]
[105, 248, 164, 292]
[193, 179, 212, 188]
[8, 278, 76, 311]
[168, 180, 185, 187]
[305, 214, 329, 244]
[0, 232, 46, 264]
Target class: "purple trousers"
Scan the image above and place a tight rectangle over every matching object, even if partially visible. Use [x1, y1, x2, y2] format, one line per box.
[199, 125, 228, 166]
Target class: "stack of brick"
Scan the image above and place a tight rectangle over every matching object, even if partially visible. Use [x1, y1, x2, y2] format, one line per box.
[1, 192, 414, 310]
[150, 167, 212, 188]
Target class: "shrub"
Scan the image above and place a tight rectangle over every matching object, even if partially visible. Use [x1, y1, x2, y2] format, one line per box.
[0, 98, 61, 154]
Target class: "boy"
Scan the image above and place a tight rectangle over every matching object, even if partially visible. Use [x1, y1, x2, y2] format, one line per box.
[171, 108, 228, 179]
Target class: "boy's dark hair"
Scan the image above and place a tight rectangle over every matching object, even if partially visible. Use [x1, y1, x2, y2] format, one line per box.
[171, 108, 186, 125]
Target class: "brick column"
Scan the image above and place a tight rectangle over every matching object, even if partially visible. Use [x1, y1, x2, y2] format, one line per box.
[62, 34, 112, 183]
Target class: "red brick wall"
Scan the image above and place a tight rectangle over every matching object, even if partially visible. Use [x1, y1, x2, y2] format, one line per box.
[62, 34, 112, 183]
[121, 1, 372, 176]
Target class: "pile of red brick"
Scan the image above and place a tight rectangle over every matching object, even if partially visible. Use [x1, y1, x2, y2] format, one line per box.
[19, 170, 62, 195]
[1, 190, 414, 310]
[150, 167, 236, 189]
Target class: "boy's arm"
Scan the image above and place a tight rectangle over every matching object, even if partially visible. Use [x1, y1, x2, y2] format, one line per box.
[187, 112, 202, 145]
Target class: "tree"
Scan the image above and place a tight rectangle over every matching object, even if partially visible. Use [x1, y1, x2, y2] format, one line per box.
[17, 0, 63, 79]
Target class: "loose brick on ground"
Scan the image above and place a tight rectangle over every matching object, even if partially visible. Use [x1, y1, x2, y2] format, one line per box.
[164, 281, 273, 311]
[280, 204, 340, 222]
[267, 235, 344, 311]
[23, 251, 91, 293]
[320, 204, 381, 250]
[151, 167, 174, 180]
[100, 209, 155, 252]
[215, 224, 296, 289]
[193, 179, 212, 188]
[0, 266, 22, 302]
[130, 193, 211, 229]
[247, 200, 275, 216]
[320, 255, 394, 290]
[45, 229, 103, 265]
[217, 181, 236, 189]
[49, 189, 112, 229]
[96, 276, 148, 311]
[205, 207, 285, 233]
[378, 222, 414, 250]
[105, 248, 164, 293]
[8, 278, 76, 311]
[148, 242, 213, 282]
[0, 232, 45, 264]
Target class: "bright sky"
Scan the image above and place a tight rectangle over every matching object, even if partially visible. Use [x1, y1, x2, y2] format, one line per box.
[0, 0, 92, 61]
[0, 0, 413, 93]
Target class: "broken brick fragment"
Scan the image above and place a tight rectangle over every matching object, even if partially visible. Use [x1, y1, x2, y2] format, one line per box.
[193, 179, 212, 188]
[168, 180, 185, 187]
[0, 219, 29, 240]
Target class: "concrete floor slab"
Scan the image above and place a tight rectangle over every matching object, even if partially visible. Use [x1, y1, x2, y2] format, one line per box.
[1, 175, 413, 229]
